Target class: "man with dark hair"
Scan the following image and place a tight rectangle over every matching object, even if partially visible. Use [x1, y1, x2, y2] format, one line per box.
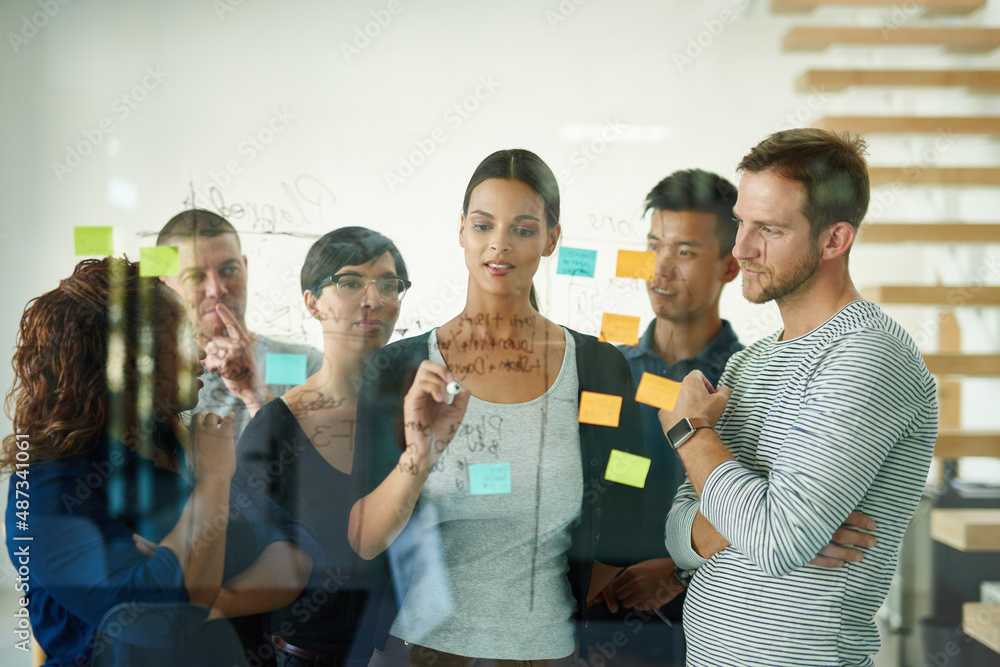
[663, 130, 937, 665]
[157, 209, 321, 440]
[586, 169, 742, 665]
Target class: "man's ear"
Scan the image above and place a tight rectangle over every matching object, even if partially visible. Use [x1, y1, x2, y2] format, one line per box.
[821, 221, 855, 260]
[303, 290, 318, 318]
[720, 253, 740, 284]
[542, 224, 561, 257]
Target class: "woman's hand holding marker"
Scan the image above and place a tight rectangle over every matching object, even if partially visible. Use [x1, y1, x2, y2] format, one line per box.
[445, 381, 462, 405]
[401, 361, 469, 472]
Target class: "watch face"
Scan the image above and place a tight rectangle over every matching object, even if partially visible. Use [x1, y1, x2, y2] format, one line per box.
[666, 419, 691, 449]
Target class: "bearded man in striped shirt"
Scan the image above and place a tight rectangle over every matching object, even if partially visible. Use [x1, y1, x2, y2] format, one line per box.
[662, 128, 938, 667]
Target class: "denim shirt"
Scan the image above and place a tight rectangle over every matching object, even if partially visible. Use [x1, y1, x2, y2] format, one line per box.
[617, 319, 743, 560]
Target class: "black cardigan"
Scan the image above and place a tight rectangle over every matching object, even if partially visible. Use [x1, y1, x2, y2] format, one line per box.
[352, 328, 646, 652]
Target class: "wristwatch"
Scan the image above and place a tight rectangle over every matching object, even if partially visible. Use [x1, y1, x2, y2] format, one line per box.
[665, 417, 712, 450]
[674, 568, 696, 586]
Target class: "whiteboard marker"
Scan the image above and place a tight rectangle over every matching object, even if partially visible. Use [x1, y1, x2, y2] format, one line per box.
[445, 381, 461, 405]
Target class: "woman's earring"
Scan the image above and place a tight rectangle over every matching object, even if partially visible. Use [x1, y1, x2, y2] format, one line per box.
[313, 312, 322, 320]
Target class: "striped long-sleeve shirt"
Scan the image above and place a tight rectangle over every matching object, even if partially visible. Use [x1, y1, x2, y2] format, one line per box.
[665, 300, 937, 667]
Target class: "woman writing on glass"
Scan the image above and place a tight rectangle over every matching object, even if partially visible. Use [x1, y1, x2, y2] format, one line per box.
[238, 227, 410, 666]
[349, 149, 644, 666]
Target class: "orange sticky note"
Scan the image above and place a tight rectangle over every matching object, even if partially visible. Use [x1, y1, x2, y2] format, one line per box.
[605, 449, 651, 488]
[635, 372, 682, 410]
[599, 313, 640, 346]
[615, 250, 656, 281]
[578, 391, 622, 427]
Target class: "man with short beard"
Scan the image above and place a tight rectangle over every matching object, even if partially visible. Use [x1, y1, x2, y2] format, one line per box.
[662, 129, 937, 666]
[157, 209, 322, 440]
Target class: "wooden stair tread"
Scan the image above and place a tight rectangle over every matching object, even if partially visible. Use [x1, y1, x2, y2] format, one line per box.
[816, 116, 1000, 134]
[869, 167, 1000, 186]
[931, 509, 1000, 551]
[783, 27, 1000, 53]
[963, 603, 1000, 655]
[935, 431, 1000, 458]
[862, 285, 1000, 306]
[857, 223, 1000, 243]
[923, 354, 1000, 376]
[774, 0, 984, 14]
[797, 69, 1000, 92]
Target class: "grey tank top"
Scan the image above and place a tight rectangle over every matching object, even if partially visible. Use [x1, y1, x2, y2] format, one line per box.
[389, 327, 583, 660]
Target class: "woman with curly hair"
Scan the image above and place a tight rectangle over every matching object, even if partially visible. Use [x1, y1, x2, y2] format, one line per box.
[2, 257, 319, 666]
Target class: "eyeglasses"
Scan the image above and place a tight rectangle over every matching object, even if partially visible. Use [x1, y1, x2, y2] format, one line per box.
[317, 273, 412, 303]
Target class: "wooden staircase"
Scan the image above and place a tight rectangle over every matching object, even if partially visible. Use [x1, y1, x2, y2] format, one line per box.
[861, 285, 1000, 306]
[857, 223, 1000, 243]
[815, 116, 1000, 135]
[774, 0, 985, 14]
[783, 26, 1000, 52]
[797, 69, 1000, 92]
[779, 1, 1000, 656]
[868, 167, 1000, 187]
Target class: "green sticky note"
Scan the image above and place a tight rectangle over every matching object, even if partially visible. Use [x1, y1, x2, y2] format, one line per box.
[604, 449, 651, 489]
[138, 246, 179, 277]
[469, 462, 511, 495]
[264, 353, 308, 385]
[74, 226, 113, 256]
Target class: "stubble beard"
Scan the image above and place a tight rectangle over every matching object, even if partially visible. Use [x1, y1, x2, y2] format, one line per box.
[741, 244, 822, 305]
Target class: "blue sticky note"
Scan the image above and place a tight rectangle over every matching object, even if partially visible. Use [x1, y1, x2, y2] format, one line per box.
[264, 353, 308, 385]
[556, 247, 597, 278]
[469, 462, 512, 495]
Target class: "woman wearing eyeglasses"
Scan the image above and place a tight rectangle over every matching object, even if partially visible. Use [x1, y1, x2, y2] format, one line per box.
[237, 226, 410, 666]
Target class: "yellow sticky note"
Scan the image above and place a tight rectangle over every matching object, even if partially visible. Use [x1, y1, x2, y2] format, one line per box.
[139, 246, 179, 277]
[615, 250, 656, 281]
[635, 372, 682, 410]
[578, 391, 623, 428]
[74, 226, 113, 256]
[599, 313, 640, 346]
[605, 449, 651, 488]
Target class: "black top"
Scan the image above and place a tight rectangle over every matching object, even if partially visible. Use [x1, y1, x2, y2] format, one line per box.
[351, 329, 646, 653]
[238, 399, 376, 656]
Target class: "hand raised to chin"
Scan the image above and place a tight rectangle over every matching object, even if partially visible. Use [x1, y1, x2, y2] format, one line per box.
[200, 304, 271, 413]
